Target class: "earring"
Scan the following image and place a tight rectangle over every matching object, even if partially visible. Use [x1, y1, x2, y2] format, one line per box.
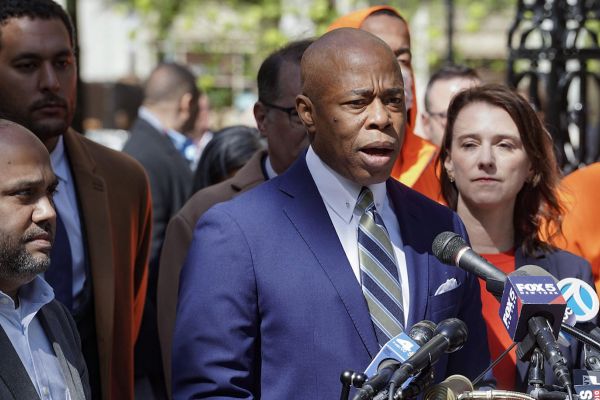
[530, 173, 541, 187]
[448, 173, 455, 183]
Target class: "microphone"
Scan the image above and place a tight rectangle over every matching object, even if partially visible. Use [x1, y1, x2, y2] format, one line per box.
[387, 318, 468, 392]
[432, 231, 506, 297]
[354, 321, 437, 400]
[433, 233, 572, 390]
[424, 374, 473, 400]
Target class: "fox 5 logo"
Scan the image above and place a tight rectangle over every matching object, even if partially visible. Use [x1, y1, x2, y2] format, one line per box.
[578, 389, 600, 400]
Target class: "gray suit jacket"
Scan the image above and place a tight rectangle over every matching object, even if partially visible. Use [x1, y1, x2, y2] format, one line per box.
[156, 149, 267, 396]
[0, 299, 91, 399]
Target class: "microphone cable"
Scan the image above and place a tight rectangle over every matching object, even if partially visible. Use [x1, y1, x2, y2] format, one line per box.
[471, 341, 517, 387]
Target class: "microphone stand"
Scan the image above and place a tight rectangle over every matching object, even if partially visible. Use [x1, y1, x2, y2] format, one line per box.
[340, 370, 367, 400]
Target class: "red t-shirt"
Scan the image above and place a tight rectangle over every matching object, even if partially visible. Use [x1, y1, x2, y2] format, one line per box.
[480, 250, 516, 390]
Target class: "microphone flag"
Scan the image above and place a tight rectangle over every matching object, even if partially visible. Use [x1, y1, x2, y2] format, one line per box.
[499, 274, 566, 342]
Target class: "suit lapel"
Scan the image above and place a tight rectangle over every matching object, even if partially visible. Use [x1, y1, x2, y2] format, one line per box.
[386, 181, 429, 328]
[0, 325, 41, 399]
[278, 157, 379, 358]
[63, 129, 114, 388]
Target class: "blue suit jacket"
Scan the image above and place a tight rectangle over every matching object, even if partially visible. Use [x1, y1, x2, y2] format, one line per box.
[172, 156, 491, 399]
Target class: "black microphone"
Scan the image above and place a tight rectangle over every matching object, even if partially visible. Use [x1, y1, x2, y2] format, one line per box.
[387, 318, 468, 391]
[432, 231, 506, 297]
[433, 232, 572, 390]
[352, 321, 437, 400]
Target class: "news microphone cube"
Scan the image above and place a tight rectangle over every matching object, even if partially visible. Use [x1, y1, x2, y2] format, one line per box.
[364, 332, 419, 378]
[499, 275, 566, 342]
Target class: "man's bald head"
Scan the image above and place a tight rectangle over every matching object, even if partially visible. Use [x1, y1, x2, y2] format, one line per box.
[0, 119, 56, 297]
[301, 28, 402, 103]
[144, 62, 199, 106]
[0, 119, 49, 156]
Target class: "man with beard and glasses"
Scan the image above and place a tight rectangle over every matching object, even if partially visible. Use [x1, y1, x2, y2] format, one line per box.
[0, 120, 91, 400]
[0, 1, 152, 399]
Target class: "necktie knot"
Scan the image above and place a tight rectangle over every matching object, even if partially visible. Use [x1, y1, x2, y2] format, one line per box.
[356, 187, 375, 215]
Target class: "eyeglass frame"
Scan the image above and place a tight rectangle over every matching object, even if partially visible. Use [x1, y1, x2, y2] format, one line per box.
[425, 109, 448, 125]
[260, 99, 303, 127]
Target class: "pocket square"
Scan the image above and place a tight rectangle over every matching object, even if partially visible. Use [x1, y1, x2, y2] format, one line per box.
[434, 278, 459, 295]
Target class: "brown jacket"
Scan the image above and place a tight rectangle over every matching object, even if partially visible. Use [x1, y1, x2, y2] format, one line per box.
[157, 149, 267, 395]
[65, 129, 151, 399]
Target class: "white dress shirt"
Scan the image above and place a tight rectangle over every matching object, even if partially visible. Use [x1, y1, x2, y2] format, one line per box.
[49, 136, 85, 309]
[0, 277, 71, 399]
[305, 146, 410, 325]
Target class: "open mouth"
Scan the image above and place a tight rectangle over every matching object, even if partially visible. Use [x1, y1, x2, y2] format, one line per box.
[361, 147, 394, 157]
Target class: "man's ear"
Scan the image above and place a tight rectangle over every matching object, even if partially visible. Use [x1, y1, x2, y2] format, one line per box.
[296, 94, 316, 134]
[253, 102, 268, 138]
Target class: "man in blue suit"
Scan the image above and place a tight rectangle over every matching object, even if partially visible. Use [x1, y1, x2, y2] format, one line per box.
[172, 28, 491, 399]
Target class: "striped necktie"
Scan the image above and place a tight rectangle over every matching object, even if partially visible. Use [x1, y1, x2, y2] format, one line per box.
[356, 187, 405, 345]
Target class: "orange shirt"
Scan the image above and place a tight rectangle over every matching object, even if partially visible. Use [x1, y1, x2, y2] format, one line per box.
[553, 163, 600, 294]
[480, 250, 516, 390]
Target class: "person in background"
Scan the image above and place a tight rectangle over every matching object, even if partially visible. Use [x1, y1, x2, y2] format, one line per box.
[0, 120, 90, 400]
[421, 64, 481, 147]
[156, 39, 312, 396]
[328, 5, 440, 201]
[123, 62, 201, 400]
[192, 125, 264, 192]
[438, 83, 593, 390]
[171, 28, 490, 399]
[0, 1, 151, 398]
[186, 93, 214, 170]
[553, 164, 600, 294]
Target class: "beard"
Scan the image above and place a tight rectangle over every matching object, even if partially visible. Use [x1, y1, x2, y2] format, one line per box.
[0, 92, 73, 144]
[0, 231, 50, 282]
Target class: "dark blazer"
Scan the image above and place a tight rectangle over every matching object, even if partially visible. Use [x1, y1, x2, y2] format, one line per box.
[64, 129, 151, 400]
[0, 300, 91, 400]
[514, 247, 594, 390]
[157, 149, 267, 396]
[123, 117, 192, 397]
[172, 155, 491, 399]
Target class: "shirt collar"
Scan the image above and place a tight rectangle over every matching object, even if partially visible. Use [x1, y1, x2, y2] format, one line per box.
[138, 106, 165, 133]
[49, 135, 68, 184]
[264, 155, 278, 180]
[305, 146, 387, 223]
[0, 276, 55, 317]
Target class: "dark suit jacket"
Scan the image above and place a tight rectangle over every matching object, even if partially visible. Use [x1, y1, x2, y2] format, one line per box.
[124, 117, 193, 268]
[157, 149, 267, 396]
[514, 247, 594, 389]
[65, 129, 151, 399]
[172, 155, 491, 399]
[0, 300, 91, 399]
[123, 117, 192, 395]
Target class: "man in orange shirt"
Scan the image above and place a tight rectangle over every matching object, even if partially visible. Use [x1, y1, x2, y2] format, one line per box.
[328, 6, 440, 201]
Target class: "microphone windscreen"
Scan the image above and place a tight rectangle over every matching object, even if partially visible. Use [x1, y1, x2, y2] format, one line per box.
[432, 232, 466, 265]
[424, 375, 473, 400]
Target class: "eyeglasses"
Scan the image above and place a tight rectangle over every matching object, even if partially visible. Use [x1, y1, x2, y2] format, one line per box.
[261, 100, 303, 127]
[426, 110, 447, 125]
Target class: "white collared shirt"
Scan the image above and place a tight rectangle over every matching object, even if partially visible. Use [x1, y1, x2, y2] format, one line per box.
[305, 146, 410, 325]
[49, 136, 85, 309]
[0, 277, 71, 399]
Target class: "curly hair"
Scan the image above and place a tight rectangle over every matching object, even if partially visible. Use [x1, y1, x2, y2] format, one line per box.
[437, 83, 563, 256]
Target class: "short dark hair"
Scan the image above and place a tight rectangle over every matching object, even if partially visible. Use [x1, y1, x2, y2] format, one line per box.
[257, 39, 313, 104]
[0, 0, 75, 49]
[368, 8, 407, 23]
[424, 64, 480, 112]
[144, 62, 200, 105]
[437, 83, 563, 256]
[192, 125, 264, 192]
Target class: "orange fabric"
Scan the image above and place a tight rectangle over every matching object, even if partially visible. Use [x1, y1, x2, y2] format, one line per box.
[327, 6, 439, 201]
[480, 251, 517, 390]
[553, 163, 600, 294]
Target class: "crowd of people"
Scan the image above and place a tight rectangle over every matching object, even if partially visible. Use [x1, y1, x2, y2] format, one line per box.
[0, 1, 599, 399]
